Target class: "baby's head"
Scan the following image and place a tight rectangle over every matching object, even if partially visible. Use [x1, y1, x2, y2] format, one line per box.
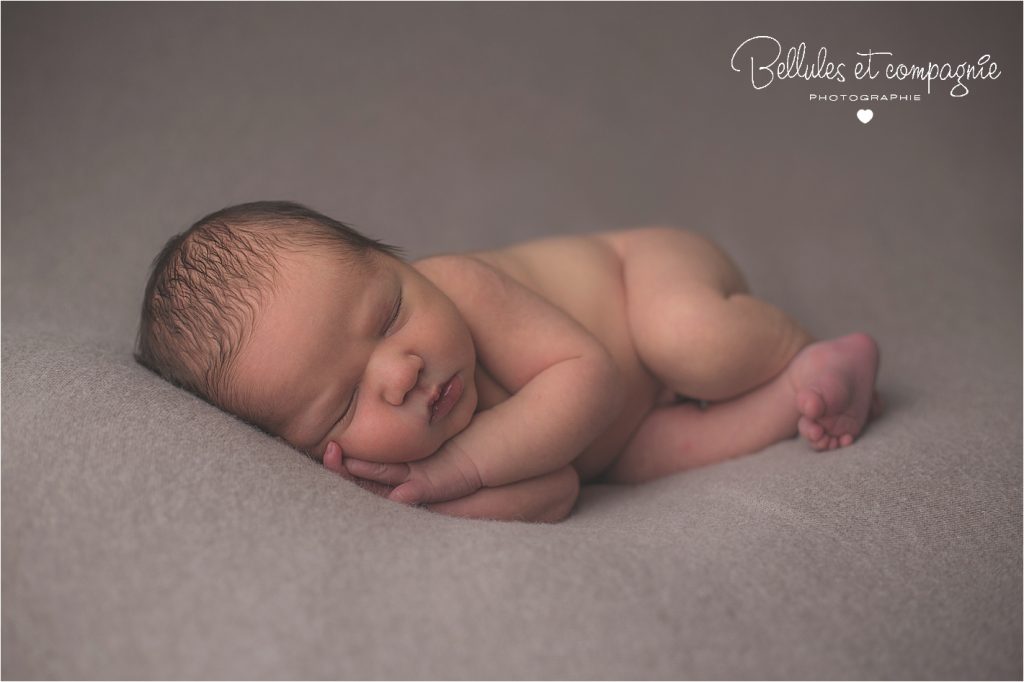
[136, 201, 479, 467]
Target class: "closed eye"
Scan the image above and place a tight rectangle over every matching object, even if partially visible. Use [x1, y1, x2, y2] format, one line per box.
[339, 385, 359, 423]
[383, 290, 403, 335]
[320, 382, 359, 446]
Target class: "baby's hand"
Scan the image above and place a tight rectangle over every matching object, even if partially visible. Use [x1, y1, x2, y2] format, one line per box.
[340, 440, 484, 506]
[322, 442, 395, 499]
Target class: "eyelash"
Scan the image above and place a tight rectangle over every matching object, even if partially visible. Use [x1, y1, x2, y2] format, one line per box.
[383, 291, 403, 335]
[340, 385, 359, 421]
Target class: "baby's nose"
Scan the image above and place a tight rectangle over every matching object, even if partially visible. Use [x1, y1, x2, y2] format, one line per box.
[382, 353, 424, 406]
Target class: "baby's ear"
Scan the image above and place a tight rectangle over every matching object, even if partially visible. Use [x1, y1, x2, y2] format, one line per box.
[322, 441, 345, 475]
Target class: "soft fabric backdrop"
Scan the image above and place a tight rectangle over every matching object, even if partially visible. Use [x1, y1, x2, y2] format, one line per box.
[3, 3, 1020, 678]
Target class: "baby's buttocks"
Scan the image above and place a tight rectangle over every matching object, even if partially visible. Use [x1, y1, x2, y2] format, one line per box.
[472, 233, 664, 480]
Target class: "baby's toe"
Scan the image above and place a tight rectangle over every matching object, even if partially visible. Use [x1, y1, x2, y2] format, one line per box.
[808, 430, 831, 451]
[799, 415, 824, 442]
[839, 434, 854, 447]
[797, 388, 826, 419]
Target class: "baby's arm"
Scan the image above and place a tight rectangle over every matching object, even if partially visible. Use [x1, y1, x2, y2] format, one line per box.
[426, 465, 579, 522]
[345, 255, 622, 505]
[326, 446, 580, 522]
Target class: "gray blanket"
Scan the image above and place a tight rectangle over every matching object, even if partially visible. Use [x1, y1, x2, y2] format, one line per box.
[3, 3, 1020, 678]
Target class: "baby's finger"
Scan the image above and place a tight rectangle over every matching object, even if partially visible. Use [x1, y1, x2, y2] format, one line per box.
[322, 441, 352, 478]
[343, 458, 411, 485]
[386, 447, 483, 505]
[389, 481, 426, 506]
[353, 478, 396, 499]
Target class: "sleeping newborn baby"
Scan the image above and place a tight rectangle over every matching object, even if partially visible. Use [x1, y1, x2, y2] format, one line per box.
[136, 201, 882, 522]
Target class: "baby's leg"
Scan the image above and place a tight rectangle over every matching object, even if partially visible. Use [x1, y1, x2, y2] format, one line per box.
[602, 365, 800, 483]
[610, 227, 813, 401]
[603, 333, 882, 483]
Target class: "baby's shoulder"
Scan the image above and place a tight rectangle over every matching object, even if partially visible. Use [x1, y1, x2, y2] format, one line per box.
[419, 232, 622, 289]
[412, 252, 518, 305]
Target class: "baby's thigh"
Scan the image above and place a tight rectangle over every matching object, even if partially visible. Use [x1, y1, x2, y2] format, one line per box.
[601, 226, 749, 296]
[601, 227, 764, 397]
[603, 226, 750, 354]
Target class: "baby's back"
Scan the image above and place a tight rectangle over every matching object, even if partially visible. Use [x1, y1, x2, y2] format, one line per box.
[475, 234, 627, 356]
[467, 232, 664, 479]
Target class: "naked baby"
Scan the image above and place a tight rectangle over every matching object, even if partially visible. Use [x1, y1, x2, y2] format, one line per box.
[136, 201, 882, 522]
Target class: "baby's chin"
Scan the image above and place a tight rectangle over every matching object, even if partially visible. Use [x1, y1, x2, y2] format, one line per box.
[368, 435, 448, 464]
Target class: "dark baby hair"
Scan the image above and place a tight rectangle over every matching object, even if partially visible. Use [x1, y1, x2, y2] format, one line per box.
[134, 200, 400, 423]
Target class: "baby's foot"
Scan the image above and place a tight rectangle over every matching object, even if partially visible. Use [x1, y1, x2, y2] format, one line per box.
[786, 333, 882, 451]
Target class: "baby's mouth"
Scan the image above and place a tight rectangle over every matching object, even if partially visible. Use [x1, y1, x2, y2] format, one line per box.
[428, 374, 463, 424]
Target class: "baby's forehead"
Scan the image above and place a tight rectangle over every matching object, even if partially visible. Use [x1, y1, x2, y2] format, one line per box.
[276, 244, 387, 281]
[263, 247, 399, 327]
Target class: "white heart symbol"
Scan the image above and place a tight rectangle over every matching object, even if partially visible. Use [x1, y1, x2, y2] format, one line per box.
[857, 109, 874, 124]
